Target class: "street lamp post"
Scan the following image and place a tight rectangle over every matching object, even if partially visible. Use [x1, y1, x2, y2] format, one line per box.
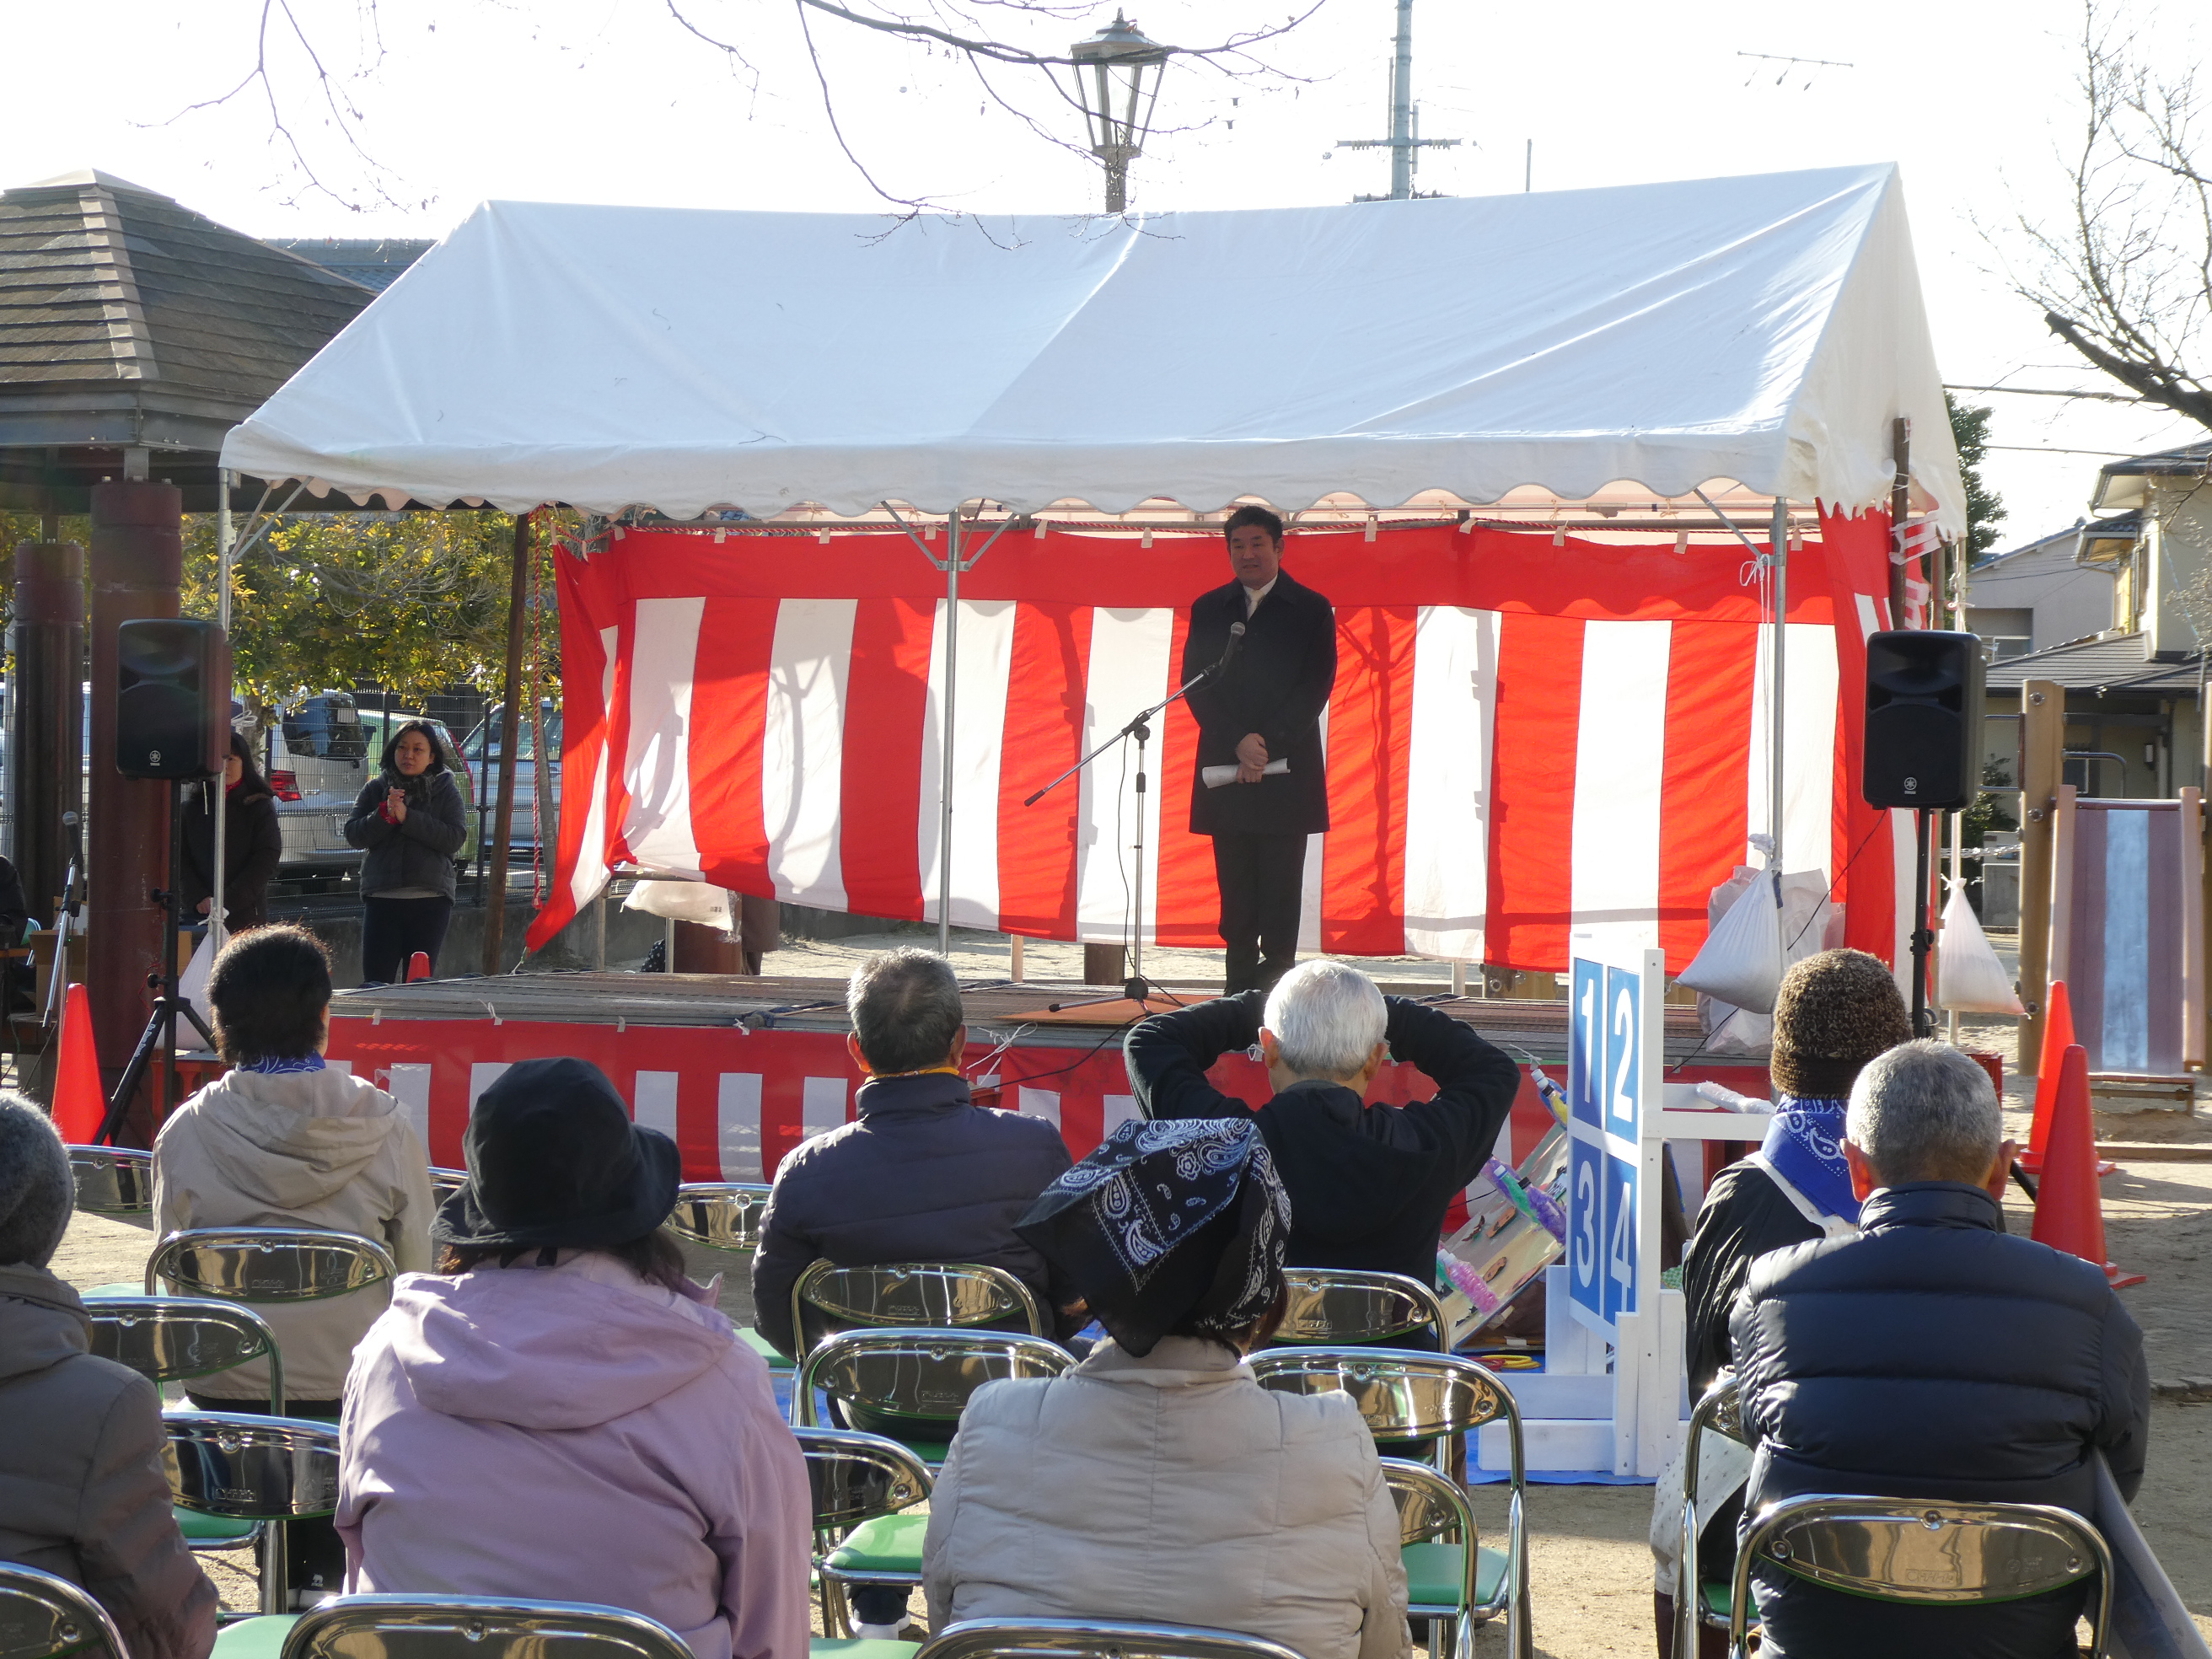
[1070, 12, 1172, 214]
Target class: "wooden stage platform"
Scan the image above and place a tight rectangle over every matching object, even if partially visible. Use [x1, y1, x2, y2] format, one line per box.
[327, 972, 1762, 1182]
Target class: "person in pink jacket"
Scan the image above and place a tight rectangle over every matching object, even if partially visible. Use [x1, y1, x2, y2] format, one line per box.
[336, 1058, 812, 1659]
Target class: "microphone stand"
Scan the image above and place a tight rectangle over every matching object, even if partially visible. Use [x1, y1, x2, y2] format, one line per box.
[1023, 642, 1238, 1013]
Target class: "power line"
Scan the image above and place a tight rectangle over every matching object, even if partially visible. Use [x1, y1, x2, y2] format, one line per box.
[1946, 383, 2145, 405]
[1737, 51, 1853, 89]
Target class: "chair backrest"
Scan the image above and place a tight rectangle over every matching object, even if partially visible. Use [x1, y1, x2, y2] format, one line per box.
[1380, 1457, 1476, 1550]
[1675, 1373, 1744, 1657]
[427, 1168, 469, 1202]
[915, 1619, 1307, 1659]
[792, 1259, 1047, 1356]
[1270, 1269, 1449, 1351]
[0, 1561, 128, 1659]
[164, 1412, 342, 1522]
[796, 1328, 1075, 1432]
[1682, 1375, 1742, 1511]
[1246, 1346, 1516, 1445]
[66, 1146, 153, 1216]
[87, 1295, 287, 1413]
[666, 1184, 772, 1253]
[279, 1595, 697, 1659]
[1731, 1496, 2113, 1659]
[146, 1227, 398, 1302]
[793, 1426, 934, 1538]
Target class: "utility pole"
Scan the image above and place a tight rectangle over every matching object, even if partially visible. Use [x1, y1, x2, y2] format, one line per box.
[1337, 0, 1458, 201]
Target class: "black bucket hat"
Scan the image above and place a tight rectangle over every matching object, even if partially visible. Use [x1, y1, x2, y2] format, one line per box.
[432, 1057, 680, 1251]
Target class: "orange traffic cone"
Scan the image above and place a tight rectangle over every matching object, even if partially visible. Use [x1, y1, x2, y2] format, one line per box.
[405, 952, 432, 983]
[2018, 981, 2075, 1175]
[2029, 1043, 2144, 1289]
[51, 982, 107, 1144]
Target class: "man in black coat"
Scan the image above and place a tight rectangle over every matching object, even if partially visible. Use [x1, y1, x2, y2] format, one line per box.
[1731, 1040, 2148, 1659]
[752, 948, 1076, 1359]
[1126, 959, 1520, 1297]
[1183, 505, 1336, 995]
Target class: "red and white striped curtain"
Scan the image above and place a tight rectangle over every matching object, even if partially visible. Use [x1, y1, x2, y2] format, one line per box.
[528, 514, 1909, 973]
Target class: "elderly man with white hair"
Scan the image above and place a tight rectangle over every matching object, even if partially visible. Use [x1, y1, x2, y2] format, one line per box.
[1125, 960, 1519, 1302]
[1729, 1040, 2149, 1659]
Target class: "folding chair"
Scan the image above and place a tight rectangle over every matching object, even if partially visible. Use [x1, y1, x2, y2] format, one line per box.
[66, 1146, 153, 1216]
[796, 1427, 934, 1637]
[427, 1168, 469, 1202]
[1267, 1269, 1450, 1353]
[0, 1560, 128, 1659]
[913, 1618, 1306, 1659]
[667, 1184, 773, 1253]
[165, 1412, 341, 1617]
[1674, 1376, 1744, 1659]
[1245, 1346, 1521, 1486]
[797, 1328, 1075, 1467]
[1729, 1495, 2114, 1659]
[276, 1596, 697, 1659]
[1382, 1457, 1529, 1659]
[792, 1261, 1047, 1363]
[146, 1227, 399, 1304]
[85, 1294, 286, 1559]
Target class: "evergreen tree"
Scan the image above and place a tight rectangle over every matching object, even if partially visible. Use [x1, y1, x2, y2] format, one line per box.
[1946, 392, 2007, 561]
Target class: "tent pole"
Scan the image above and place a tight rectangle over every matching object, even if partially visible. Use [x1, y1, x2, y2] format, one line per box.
[212, 469, 234, 955]
[1769, 498, 1788, 890]
[939, 507, 961, 957]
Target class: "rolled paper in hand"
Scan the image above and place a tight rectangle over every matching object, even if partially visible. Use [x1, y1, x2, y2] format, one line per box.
[1200, 759, 1291, 788]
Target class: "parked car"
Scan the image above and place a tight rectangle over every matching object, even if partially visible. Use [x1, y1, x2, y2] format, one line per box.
[461, 701, 561, 855]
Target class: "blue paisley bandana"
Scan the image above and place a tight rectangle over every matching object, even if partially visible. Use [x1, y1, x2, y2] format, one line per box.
[237, 1054, 327, 1075]
[1758, 1093, 1857, 1223]
[1017, 1117, 1290, 1358]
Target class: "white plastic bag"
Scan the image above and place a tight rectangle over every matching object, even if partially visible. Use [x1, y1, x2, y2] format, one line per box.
[622, 878, 735, 932]
[179, 930, 214, 1023]
[1678, 870, 1785, 1013]
[1936, 884, 2025, 1015]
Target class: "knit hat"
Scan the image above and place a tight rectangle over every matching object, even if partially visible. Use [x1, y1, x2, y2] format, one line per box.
[1770, 948, 1913, 1099]
[0, 1097, 73, 1269]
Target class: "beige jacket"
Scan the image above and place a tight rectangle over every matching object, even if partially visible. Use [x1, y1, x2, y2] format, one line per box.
[923, 1337, 1410, 1659]
[153, 1065, 434, 1403]
[0, 1264, 217, 1659]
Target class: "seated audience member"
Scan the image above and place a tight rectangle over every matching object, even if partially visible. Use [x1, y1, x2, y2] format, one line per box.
[1731, 1040, 2149, 1659]
[1125, 958, 1519, 1294]
[1653, 948, 1911, 1654]
[752, 947, 1076, 1358]
[0, 1098, 218, 1659]
[338, 1058, 811, 1659]
[154, 924, 434, 1603]
[925, 1118, 1409, 1659]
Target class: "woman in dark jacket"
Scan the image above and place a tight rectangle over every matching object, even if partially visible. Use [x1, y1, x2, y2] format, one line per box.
[178, 732, 285, 932]
[344, 722, 467, 984]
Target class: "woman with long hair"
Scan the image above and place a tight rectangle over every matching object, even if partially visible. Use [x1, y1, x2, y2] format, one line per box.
[343, 720, 467, 982]
[177, 731, 284, 932]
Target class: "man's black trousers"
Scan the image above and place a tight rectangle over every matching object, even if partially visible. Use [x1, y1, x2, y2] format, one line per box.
[1211, 830, 1307, 996]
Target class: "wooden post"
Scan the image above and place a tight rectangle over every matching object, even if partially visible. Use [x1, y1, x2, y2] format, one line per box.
[481, 514, 534, 975]
[2016, 679, 2065, 1076]
[1890, 417, 1911, 623]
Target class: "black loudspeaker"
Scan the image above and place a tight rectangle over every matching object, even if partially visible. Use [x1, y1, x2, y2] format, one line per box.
[115, 619, 230, 780]
[1862, 630, 1984, 810]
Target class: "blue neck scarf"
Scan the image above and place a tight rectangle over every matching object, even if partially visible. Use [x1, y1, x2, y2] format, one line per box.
[1758, 1093, 1858, 1223]
[237, 1054, 326, 1076]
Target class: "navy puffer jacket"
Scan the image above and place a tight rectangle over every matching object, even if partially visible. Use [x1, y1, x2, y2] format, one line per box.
[1730, 1182, 2148, 1659]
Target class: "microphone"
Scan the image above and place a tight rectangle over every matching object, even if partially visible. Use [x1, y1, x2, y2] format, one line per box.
[1215, 621, 1247, 674]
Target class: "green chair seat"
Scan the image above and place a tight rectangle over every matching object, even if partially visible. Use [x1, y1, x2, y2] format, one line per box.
[83, 1281, 140, 1299]
[1399, 1542, 1511, 1612]
[808, 1641, 920, 1659]
[212, 1616, 298, 1659]
[825, 1512, 927, 1577]
[175, 1506, 260, 1545]
[739, 1327, 794, 1370]
[1701, 1581, 1731, 1618]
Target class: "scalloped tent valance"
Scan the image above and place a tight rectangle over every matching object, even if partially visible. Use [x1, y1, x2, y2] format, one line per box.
[221, 164, 1962, 534]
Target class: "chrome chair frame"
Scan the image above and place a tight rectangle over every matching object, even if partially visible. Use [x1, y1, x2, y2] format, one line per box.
[87, 1294, 287, 1414]
[277, 1595, 696, 1659]
[1727, 1495, 2115, 1659]
[427, 1168, 469, 1202]
[145, 1226, 399, 1303]
[795, 1426, 935, 1637]
[915, 1618, 1307, 1659]
[1673, 1374, 1743, 1659]
[1269, 1269, 1451, 1352]
[792, 1259, 1048, 1361]
[165, 1410, 341, 1617]
[666, 1183, 773, 1253]
[1248, 1347, 1527, 1655]
[65, 1145, 153, 1216]
[796, 1327, 1075, 1461]
[0, 1560, 129, 1659]
[1380, 1458, 1480, 1659]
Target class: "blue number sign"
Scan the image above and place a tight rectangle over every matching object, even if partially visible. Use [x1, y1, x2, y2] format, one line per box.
[1569, 960, 1604, 1128]
[1567, 953, 1643, 1338]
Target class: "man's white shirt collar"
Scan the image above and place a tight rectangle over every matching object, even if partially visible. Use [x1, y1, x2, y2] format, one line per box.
[1243, 576, 1277, 616]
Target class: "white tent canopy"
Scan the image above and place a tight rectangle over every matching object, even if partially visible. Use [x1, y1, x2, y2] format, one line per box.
[223, 163, 1962, 533]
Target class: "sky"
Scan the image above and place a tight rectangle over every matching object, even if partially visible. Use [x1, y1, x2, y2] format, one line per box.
[6, 0, 2207, 545]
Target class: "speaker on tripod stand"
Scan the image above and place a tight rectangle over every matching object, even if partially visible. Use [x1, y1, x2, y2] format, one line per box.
[1861, 629, 1985, 1036]
[93, 619, 230, 1144]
